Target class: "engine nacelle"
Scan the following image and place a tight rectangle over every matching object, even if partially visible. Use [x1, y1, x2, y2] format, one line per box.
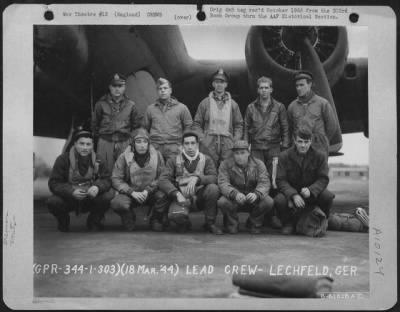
[246, 26, 348, 105]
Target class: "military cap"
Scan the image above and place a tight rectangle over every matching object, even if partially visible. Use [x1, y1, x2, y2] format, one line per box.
[110, 73, 127, 86]
[294, 70, 313, 81]
[73, 127, 93, 142]
[231, 140, 249, 150]
[212, 68, 229, 82]
[131, 128, 150, 141]
[182, 129, 200, 142]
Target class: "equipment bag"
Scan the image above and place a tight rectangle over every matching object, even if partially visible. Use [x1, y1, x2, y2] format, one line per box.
[296, 206, 328, 237]
[328, 209, 368, 232]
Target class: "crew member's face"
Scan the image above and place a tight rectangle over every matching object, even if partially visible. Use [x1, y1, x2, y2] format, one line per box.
[212, 79, 227, 94]
[158, 83, 172, 100]
[258, 82, 273, 99]
[183, 136, 198, 157]
[294, 136, 312, 155]
[74, 137, 93, 157]
[134, 138, 149, 155]
[233, 149, 249, 167]
[109, 84, 126, 98]
[295, 79, 312, 97]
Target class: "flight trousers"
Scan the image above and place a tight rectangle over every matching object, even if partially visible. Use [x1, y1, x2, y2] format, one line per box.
[47, 189, 114, 231]
[162, 183, 220, 226]
[110, 190, 169, 225]
[274, 189, 335, 224]
[218, 195, 274, 231]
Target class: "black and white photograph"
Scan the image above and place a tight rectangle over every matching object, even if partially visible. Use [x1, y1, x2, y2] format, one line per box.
[3, 4, 397, 310]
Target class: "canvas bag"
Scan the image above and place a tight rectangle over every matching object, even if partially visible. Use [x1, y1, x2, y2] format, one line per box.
[296, 206, 328, 237]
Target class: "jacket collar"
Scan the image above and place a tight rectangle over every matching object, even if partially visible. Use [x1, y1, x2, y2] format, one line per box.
[155, 97, 179, 108]
[287, 145, 315, 167]
[123, 144, 156, 165]
[296, 91, 315, 105]
[106, 93, 127, 105]
[230, 156, 257, 175]
[209, 91, 231, 103]
[254, 97, 278, 111]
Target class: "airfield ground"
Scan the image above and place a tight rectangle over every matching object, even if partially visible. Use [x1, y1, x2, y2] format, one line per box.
[33, 176, 369, 298]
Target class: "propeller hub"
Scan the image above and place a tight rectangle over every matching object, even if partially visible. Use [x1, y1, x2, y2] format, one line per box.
[260, 26, 339, 69]
[281, 27, 318, 52]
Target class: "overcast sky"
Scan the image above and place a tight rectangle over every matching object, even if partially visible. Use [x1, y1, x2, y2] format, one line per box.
[180, 26, 368, 59]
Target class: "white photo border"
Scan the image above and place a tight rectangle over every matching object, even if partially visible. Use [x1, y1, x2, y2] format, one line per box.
[3, 4, 397, 310]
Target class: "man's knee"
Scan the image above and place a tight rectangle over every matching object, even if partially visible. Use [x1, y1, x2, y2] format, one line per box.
[317, 189, 334, 216]
[274, 193, 288, 209]
[217, 196, 234, 212]
[47, 195, 67, 213]
[97, 189, 115, 202]
[152, 190, 170, 213]
[152, 190, 168, 202]
[47, 195, 64, 206]
[319, 189, 335, 202]
[202, 184, 220, 200]
[259, 195, 274, 213]
[110, 194, 131, 211]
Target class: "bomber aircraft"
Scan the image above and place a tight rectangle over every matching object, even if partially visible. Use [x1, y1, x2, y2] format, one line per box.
[32, 25, 370, 299]
[34, 25, 368, 154]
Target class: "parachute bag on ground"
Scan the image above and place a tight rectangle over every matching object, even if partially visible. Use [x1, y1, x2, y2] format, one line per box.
[296, 206, 328, 237]
[328, 212, 366, 232]
[168, 200, 189, 224]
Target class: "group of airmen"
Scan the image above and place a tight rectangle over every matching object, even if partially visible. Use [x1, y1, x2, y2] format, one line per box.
[47, 68, 336, 237]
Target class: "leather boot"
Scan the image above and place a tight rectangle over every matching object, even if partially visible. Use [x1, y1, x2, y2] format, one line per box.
[87, 214, 105, 232]
[120, 211, 136, 231]
[281, 221, 295, 235]
[55, 212, 70, 232]
[203, 223, 223, 235]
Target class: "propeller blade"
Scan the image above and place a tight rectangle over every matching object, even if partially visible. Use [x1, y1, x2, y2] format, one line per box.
[300, 37, 343, 153]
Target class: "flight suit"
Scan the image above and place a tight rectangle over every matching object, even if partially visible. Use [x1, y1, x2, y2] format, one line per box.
[274, 145, 335, 227]
[287, 92, 336, 156]
[47, 147, 114, 231]
[91, 93, 141, 173]
[158, 151, 220, 232]
[193, 92, 243, 167]
[218, 156, 274, 232]
[143, 97, 192, 161]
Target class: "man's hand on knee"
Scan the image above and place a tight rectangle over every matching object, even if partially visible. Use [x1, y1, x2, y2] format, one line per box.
[176, 192, 188, 206]
[87, 186, 99, 198]
[300, 187, 311, 199]
[292, 194, 305, 209]
[245, 193, 258, 204]
[235, 193, 246, 205]
[72, 189, 88, 200]
[131, 191, 146, 204]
